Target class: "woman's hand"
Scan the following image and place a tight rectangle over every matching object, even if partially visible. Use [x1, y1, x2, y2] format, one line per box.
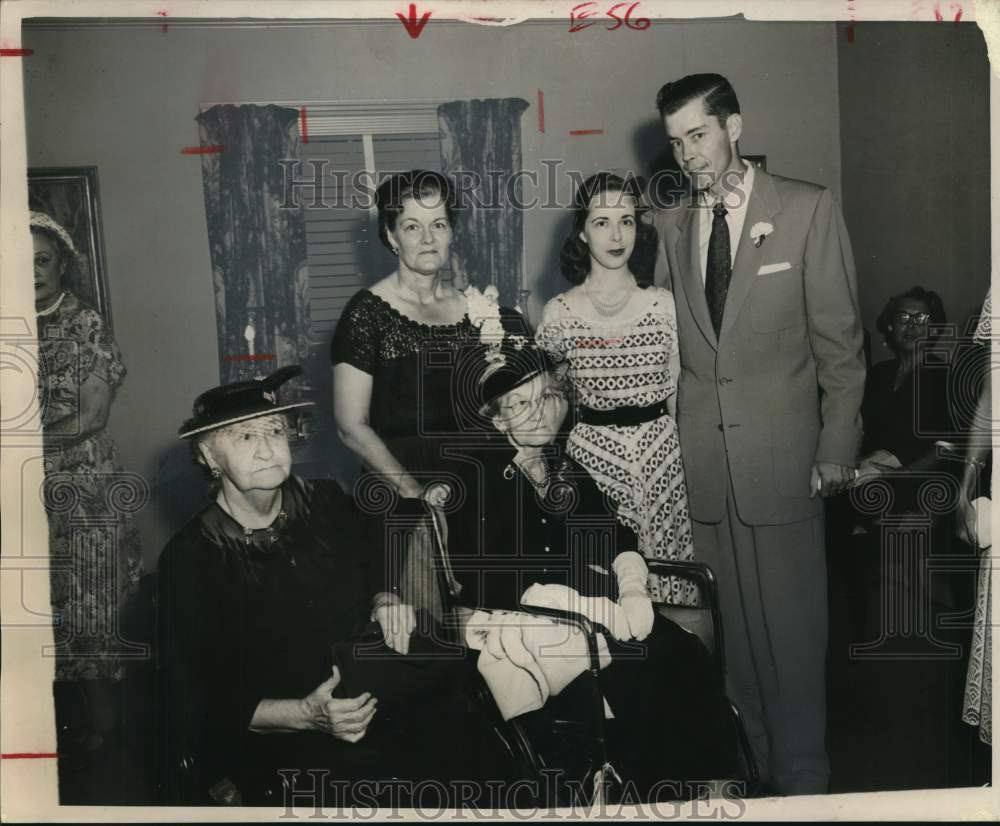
[956, 492, 991, 549]
[299, 667, 377, 743]
[421, 482, 452, 509]
[619, 594, 654, 641]
[374, 600, 417, 655]
[612, 551, 654, 640]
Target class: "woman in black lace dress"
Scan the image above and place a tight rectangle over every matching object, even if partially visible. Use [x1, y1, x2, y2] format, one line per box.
[332, 171, 517, 634]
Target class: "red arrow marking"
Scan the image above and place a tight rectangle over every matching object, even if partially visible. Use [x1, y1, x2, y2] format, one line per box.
[0, 48, 33, 56]
[300, 106, 309, 144]
[397, 4, 431, 38]
[537, 90, 545, 133]
[569, 129, 604, 136]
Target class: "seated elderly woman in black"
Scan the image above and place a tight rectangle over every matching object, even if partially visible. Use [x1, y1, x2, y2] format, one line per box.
[156, 367, 465, 805]
[426, 335, 735, 800]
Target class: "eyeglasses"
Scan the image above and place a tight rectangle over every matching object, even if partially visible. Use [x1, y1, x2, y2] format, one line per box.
[894, 311, 931, 326]
[497, 388, 564, 422]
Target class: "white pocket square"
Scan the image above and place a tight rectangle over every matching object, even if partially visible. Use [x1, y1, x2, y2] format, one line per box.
[757, 262, 792, 275]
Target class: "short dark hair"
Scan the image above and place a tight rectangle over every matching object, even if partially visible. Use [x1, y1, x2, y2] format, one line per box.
[875, 286, 947, 343]
[559, 172, 658, 287]
[374, 170, 459, 251]
[656, 73, 741, 126]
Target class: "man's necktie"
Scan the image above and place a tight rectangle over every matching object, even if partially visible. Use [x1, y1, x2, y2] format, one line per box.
[705, 200, 731, 337]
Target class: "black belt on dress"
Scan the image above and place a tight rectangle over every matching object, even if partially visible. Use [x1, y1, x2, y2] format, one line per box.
[576, 401, 667, 427]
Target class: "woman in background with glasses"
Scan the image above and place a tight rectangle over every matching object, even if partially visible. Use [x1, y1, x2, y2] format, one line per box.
[854, 286, 952, 486]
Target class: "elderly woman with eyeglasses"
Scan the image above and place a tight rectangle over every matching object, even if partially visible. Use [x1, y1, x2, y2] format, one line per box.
[437, 333, 736, 800]
[156, 367, 469, 805]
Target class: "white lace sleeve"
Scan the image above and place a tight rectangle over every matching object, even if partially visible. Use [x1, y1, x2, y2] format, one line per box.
[975, 289, 992, 345]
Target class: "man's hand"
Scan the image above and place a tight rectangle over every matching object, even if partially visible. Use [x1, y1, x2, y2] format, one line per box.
[374, 601, 416, 655]
[300, 667, 377, 743]
[810, 462, 856, 498]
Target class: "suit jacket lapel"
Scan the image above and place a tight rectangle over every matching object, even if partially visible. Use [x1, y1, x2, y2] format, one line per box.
[673, 196, 718, 349]
[719, 167, 782, 341]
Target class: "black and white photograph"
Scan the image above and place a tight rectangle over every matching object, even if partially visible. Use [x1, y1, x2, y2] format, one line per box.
[0, 0, 996, 819]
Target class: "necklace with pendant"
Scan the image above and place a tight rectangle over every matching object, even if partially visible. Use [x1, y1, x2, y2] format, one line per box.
[239, 510, 289, 545]
[220, 490, 287, 545]
[505, 455, 550, 496]
[583, 280, 633, 318]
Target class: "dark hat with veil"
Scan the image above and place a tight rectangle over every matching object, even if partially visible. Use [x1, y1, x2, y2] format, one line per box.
[178, 365, 314, 439]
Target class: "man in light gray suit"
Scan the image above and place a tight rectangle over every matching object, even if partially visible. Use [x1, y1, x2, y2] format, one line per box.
[650, 74, 865, 795]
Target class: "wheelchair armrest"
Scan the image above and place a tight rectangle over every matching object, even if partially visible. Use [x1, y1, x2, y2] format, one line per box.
[514, 604, 596, 637]
[452, 603, 605, 675]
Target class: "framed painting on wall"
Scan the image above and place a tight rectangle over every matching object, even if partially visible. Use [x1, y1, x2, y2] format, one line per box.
[27, 166, 113, 328]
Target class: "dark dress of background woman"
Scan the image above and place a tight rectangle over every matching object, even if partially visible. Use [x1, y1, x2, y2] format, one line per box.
[858, 286, 955, 513]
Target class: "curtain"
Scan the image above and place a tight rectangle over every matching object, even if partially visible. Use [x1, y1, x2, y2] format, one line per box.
[195, 104, 310, 392]
[438, 98, 530, 307]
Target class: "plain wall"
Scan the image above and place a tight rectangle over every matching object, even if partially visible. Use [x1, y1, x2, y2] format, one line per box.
[21, 19, 843, 566]
[837, 21, 991, 340]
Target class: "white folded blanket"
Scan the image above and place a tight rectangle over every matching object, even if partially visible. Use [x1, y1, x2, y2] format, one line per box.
[465, 584, 618, 720]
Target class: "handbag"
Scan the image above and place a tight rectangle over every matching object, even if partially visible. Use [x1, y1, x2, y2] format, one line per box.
[329, 615, 467, 713]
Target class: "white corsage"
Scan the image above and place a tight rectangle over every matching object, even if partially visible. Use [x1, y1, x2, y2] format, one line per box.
[465, 284, 506, 381]
[750, 221, 774, 248]
[465, 284, 504, 342]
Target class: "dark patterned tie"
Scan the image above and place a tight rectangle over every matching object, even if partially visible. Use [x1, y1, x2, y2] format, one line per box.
[705, 200, 731, 337]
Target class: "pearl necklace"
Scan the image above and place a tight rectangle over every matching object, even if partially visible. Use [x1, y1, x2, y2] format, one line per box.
[583, 280, 633, 318]
[37, 292, 67, 317]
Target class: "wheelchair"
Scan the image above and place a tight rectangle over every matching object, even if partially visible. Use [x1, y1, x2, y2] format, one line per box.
[413, 506, 762, 806]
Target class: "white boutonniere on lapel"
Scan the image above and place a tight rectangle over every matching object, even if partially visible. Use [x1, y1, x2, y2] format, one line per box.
[750, 221, 774, 248]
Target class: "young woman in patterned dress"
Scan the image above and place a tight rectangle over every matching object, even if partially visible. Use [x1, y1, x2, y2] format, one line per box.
[537, 173, 696, 605]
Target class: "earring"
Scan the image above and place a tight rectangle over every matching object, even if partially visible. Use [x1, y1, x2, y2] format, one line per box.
[390, 247, 398, 256]
[210, 467, 222, 479]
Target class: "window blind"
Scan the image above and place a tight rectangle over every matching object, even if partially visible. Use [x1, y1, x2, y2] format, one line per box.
[301, 130, 446, 350]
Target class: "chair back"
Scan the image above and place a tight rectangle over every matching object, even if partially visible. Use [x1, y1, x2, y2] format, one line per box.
[648, 559, 725, 682]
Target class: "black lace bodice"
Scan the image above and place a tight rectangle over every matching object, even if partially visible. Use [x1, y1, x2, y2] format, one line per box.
[330, 290, 488, 462]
